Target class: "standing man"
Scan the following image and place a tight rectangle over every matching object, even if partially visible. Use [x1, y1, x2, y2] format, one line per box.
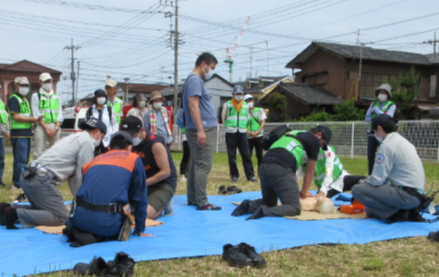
[143, 91, 173, 146]
[105, 79, 123, 125]
[365, 83, 396, 175]
[0, 118, 106, 229]
[244, 94, 266, 177]
[31, 72, 63, 159]
[8, 77, 41, 190]
[231, 126, 331, 220]
[222, 86, 257, 182]
[0, 95, 9, 187]
[352, 114, 425, 221]
[182, 52, 221, 210]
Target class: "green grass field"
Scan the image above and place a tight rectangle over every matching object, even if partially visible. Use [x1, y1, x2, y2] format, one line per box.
[1, 153, 439, 277]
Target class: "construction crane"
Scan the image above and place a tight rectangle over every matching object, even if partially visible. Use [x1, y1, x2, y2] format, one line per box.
[224, 16, 251, 83]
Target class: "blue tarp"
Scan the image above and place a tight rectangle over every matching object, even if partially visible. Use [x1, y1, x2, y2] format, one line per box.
[1, 191, 438, 276]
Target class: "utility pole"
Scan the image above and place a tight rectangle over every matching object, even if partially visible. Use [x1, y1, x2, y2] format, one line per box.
[64, 39, 80, 106]
[423, 31, 439, 53]
[75, 60, 80, 106]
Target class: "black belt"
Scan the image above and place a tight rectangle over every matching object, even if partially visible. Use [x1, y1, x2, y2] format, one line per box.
[401, 187, 425, 203]
[76, 197, 124, 214]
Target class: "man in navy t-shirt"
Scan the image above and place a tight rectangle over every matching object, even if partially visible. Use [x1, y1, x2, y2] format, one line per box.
[182, 52, 220, 211]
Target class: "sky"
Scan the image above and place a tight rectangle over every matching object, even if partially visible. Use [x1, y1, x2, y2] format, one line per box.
[1, 0, 438, 103]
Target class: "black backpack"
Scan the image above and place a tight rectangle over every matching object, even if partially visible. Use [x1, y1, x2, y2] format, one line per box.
[261, 125, 292, 151]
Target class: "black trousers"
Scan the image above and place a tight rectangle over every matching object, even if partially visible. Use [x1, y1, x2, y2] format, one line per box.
[225, 132, 255, 179]
[367, 135, 380, 175]
[248, 136, 263, 176]
[94, 141, 108, 156]
[326, 175, 366, 198]
[180, 140, 190, 176]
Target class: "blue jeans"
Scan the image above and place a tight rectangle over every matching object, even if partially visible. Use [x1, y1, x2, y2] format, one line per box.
[0, 138, 5, 180]
[11, 138, 31, 186]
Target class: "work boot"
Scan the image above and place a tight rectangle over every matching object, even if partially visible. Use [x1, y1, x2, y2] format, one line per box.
[107, 252, 136, 277]
[222, 244, 253, 267]
[238, 242, 266, 266]
[73, 256, 118, 276]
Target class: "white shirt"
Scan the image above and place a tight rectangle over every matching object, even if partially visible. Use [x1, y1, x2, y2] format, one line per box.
[88, 104, 119, 147]
[31, 88, 64, 123]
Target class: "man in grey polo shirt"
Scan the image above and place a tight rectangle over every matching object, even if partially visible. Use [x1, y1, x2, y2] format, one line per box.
[182, 52, 220, 211]
[352, 114, 425, 221]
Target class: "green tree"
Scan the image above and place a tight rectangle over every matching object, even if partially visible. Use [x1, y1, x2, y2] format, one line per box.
[333, 98, 365, 121]
[298, 108, 332, 122]
[389, 66, 420, 118]
[268, 92, 287, 122]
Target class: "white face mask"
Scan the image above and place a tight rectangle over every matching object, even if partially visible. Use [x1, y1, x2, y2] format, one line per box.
[139, 101, 146, 108]
[247, 102, 254, 109]
[378, 94, 387, 102]
[234, 95, 243, 102]
[132, 137, 142, 146]
[203, 67, 214, 80]
[42, 83, 52, 92]
[153, 102, 162, 110]
[96, 97, 106, 105]
[91, 132, 101, 147]
[375, 133, 383, 143]
[18, 87, 30, 96]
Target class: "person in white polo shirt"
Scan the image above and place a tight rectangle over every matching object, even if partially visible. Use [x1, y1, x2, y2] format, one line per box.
[31, 72, 63, 159]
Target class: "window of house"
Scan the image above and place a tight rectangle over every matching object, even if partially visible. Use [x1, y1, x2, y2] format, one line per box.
[430, 75, 437, 98]
[359, 73, 397, 98]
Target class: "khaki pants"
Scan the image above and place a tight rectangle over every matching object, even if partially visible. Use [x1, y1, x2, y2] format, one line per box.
[34, 123, 60, 159]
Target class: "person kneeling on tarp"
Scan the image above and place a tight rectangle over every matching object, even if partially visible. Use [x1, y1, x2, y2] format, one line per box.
[352, 114, 426, 221]
[298, 144, 366, 199]
[121, 116, 177, 219]
[231, 126, 331, 220]
[66, 131, 149, 246]
[0, 118, 106, 230]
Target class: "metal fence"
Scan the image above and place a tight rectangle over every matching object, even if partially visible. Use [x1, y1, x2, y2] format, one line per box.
[170, 120, 439, 162]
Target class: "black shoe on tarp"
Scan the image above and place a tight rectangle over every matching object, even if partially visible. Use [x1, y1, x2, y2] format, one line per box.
[73, 256, 118, 276]
[107, 252, 136, 277]
[222, 244, 253, 267]
[428, 231, 439, 242]
[238, 242, 266, 266]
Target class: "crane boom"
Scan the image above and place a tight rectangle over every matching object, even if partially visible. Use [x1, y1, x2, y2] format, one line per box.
[225, 16, 251, 82]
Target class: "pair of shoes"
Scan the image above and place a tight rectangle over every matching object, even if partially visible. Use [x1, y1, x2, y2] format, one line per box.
[196, 203, 222, 210]
[231, 177, 238, 182]
[248, 177, 258, 182]
[13, 193, 26, 203]
[11, 184, 21, 190]
[222, 243, 266, 267]
[179, 175, 187, 183]
[218, 185, 242, 195]
[73, 252, 135, 277]
[218, 185, 228, 194]
[163, 198, 173, 215]
[0, 180, 5, 187]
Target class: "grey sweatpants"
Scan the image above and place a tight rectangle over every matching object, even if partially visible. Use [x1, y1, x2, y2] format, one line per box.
[352, 181, 421, 220]
[17, 173, 67, 228]
[34, 123, 60, 159]
[248, 162, 301, 217]
[186, 127, 217, 206]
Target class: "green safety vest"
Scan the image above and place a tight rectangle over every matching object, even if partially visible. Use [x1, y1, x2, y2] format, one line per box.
[269, 130, 305, 170]
[9, 94, 31, 130]
[370, 100, 394, 128]
[0, 100, 7, 124]
[108, 97, 123, 124]
[224, 100, 249, 133]
[39, 94, 60, 123]
[181, 127, 186, 134]
[313, 145, 344, 189]
[247, 107, 264, 138]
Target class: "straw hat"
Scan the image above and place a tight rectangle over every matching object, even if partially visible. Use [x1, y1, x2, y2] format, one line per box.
[149, 91, 164, 104]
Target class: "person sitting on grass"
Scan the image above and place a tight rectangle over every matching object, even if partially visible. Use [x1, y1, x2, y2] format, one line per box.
[121, 116, 177, 219]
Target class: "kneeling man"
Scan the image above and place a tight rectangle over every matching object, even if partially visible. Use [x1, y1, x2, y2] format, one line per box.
[352, 114, 425, 220]
[121, 116, 177, 219]
[69, 131, 148, 239]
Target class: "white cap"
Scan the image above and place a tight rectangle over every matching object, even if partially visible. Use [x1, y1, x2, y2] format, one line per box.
[105, 79, 118, 88]
[243, 94, 253, 101]
[39, 72, 52, 82]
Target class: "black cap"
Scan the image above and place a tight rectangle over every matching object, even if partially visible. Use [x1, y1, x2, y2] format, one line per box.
[372, 114, 393, 130]
[121, 116, 143, 132]
[316, 125, 332, 144]
[94, 89, 107, 98]
[111, 131, 133, 145]
[79, 117, 107, 134]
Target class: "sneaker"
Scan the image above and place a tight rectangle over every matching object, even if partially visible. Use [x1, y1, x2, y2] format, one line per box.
[238, 242, 266, 266]
[73, 256, 118, 277]
[0, 180, 5, 187]
[218, 185, 228, 195]
[248, 177, 258, 182]
[11, 184, 21, 190]
[196, 203, 222, 210]
[164, 198, 174, 215]
[222, 244, 253, 267]
[231, 177, 238, 182]
[13, 193, 26, 203]
[227, 185, 242, 194]
[107, 252, 135, 277]
[179, 175, 187, 183]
